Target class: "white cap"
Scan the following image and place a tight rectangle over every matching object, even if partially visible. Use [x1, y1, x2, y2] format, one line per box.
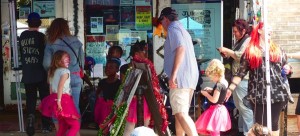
[130, 126, 157, 136]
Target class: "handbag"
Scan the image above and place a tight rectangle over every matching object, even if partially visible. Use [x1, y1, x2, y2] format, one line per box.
[60, 38, 84, 78]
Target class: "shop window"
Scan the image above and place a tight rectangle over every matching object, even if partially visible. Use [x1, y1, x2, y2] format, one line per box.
[84, 0, 153, 73]
[171, 0, 222, 70]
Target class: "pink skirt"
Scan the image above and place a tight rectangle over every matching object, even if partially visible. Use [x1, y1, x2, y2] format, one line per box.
[39, 93, 80, 120]
[195, 104, 231, 135]
[94, 97, 114, 125]
[126, 96, 151, 123]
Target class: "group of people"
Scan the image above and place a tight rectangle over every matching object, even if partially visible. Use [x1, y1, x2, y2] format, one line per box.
[159, 7, 296, 136]
[20, 12, 84, 136]
[20, 12, 154, 136]
[19, 6, 300, 136]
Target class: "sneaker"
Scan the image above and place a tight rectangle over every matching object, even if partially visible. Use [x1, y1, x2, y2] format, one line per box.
[26, 114, 35, 136]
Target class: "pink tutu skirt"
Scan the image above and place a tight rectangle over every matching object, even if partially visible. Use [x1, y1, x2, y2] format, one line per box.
[39, 93, 80, 120]
[94, 97, 114, 125]
[126, 96, 151, 123]
[195, 104, 231, 135]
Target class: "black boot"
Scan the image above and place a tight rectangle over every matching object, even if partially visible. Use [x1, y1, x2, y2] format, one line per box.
[26, 114, 35, 136]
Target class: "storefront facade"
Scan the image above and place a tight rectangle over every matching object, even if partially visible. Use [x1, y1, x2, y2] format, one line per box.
[1, 0, 234, 105]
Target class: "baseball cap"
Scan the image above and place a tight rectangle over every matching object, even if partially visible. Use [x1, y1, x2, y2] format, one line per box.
[130, 126, 157, 136]
[158, 7, 178, 21]
[27, 12, 41, 21]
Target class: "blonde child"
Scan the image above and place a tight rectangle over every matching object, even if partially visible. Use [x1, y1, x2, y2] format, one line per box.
[39, 50, 80, 136]
[195, 59, 231, 136]
[247, 123, 271, 136]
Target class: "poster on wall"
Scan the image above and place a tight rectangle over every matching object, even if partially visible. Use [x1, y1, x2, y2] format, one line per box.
[172, 3, 222, 70]
[90, 17, 104, 33]
[135, 6, 152, 30]
[86, 35, 107, 65]
[120, 0, 133, 5]
[19, 7, 31, 19]
[120, 6, 135, 29]
[119, 29, 132, 46]
[33, 1, 55, 18]
[103, 10, 119, 25]
[135, 0, 150, 5]
[131, 31, 147, 43]
[85, 0, 120, 5]
[106, 25, 119, 41]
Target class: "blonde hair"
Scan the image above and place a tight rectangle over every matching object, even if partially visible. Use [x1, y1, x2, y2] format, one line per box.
[205, 59, 225, 79]
[249, 123, 271, 136]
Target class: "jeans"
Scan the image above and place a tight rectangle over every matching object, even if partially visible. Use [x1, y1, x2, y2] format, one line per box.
[24, 80, 51, 128]
[70, 74, 83, 114]
[232, 80, 253, 134]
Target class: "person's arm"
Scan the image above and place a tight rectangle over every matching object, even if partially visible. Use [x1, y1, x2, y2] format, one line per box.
[201, 89, 220, 103]
[83, 74, 93, 88]
[43, 45, 52, 71]
[169, 46, 185, 89]
[287, 52, 300, 59]
[79, 43, 85, 70]
[219, 38, 250, 61]
[57, 73, 69, 111]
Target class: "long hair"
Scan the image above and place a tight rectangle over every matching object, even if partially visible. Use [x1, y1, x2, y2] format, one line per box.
[48, 50, 69, 79]
[46, 18, 71, 44]
[244, 22, 281, 69]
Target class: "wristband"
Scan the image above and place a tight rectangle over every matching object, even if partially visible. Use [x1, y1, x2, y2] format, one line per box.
[231, 82, 238, 86]
[56, 99, 61, 102]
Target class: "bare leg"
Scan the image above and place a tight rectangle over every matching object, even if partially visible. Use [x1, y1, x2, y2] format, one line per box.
[175, 112, 198, 136]
[54, 123, 59, 132]
[272, 130, 279, 136]
[298, 115, 300, 135]
[175, 116, 185, 136]
[123, 122, 135, 136]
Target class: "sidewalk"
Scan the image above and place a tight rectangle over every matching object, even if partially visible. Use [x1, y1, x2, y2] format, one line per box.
[0, 109, 98, 136]
[0, 129, 97, 136]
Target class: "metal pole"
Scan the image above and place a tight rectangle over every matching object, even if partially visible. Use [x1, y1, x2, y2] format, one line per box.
[9, 0, 25, 132]
[262, 0, 272, 131]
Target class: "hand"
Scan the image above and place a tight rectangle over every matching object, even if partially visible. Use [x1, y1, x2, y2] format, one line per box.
[168, 77, 177, 89]
[283, 64, 292, 75]
[225, 89, 232, 102]
[203, 87, 212, 91]
[217, 47, 229, 58]
[57, 102, 62, 112]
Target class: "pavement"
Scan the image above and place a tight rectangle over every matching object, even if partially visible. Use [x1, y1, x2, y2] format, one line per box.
[0, 110, 98, 136]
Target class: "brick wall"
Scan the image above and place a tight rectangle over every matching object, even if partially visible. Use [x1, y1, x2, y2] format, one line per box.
[268, 0, 300, 78]
[268, 0, 300, 53]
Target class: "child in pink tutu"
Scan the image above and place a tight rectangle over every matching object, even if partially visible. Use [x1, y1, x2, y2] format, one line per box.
[120, 40, 151, 136]
[94, 58, 121, 125]
[39, 50, 80, 136]
[195, 59, 231, 136]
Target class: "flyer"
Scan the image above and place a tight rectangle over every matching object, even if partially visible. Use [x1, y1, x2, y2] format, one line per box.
[19, 7, 31, 19]
[33, 1, 55, 18]
[120, 6, 135, 29]
[106, 25, 119, 41]
[135, 6, 152, 30]
[120, 0, 133, 5]
[86, 35, 107, 65]
[90, 17, 104, 33]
